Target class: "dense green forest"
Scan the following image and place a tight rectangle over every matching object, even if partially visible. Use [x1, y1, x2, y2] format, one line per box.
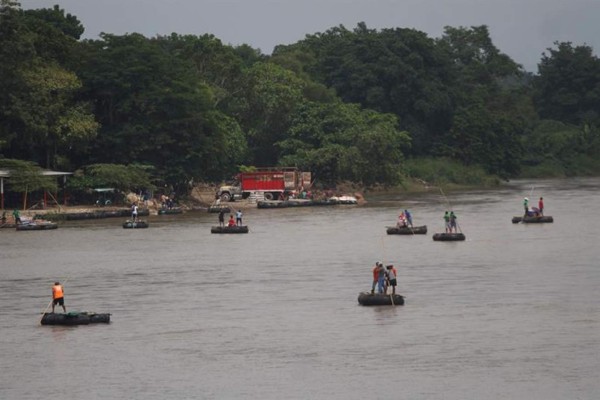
[1, 0, 600, 196]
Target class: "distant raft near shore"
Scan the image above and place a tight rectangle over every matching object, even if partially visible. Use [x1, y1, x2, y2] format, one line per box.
[123, 220, 149, 229]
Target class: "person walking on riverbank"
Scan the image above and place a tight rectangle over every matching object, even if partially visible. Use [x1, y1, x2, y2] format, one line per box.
[51, 282, 66, 313]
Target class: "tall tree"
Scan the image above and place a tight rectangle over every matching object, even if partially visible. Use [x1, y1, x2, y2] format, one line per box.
[534, 41, 600, 126]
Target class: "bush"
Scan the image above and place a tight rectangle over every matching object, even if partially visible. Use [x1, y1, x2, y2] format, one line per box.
[404, 157, 500, 186]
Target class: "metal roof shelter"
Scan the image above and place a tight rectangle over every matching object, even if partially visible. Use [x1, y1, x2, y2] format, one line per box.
[0, 169, 72, 210]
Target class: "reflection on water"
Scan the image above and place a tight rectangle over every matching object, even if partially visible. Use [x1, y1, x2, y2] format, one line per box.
[1, 178, 599, 399]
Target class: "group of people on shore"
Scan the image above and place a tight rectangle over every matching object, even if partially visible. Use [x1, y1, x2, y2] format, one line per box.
[523, 196, 544, 217]
[218, 209, 243, 227]
[371, 262, 398, 295]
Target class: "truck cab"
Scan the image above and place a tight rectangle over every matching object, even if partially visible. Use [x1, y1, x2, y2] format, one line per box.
[216, 181, 243, 202]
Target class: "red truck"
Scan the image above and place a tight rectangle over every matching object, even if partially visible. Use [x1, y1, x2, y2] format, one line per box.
[216, 168, 311, 202]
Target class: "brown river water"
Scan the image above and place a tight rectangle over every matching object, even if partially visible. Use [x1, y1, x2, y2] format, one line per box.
[1, 178, 599, 399]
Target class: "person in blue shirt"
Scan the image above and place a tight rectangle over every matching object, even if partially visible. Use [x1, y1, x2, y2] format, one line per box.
[404, 209, 413, 228]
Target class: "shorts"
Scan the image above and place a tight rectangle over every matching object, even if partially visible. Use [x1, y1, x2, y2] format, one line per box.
[388, 279, 397, 287]
[53, 297, 64, 306]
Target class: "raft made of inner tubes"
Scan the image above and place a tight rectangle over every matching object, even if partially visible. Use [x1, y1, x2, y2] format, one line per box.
[158, 208, 183, 215]
[123, 220, 149, 229]
[40, 312, 111, 326]
[357, 292, 405, 306]
[16, 222, 58, 231]
[386, 225, 427, 235]
[208, 206, 231, 213]
[432, 232, 466, 241]
[512, 215, 554, 224]
[211, 225, 249, 234]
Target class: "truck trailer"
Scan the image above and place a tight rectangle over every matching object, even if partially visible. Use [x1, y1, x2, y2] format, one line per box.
[217, 168, 311, 202]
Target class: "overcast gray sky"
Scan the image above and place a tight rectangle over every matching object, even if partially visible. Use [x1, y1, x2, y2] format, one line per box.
[21, 0, 600, 72]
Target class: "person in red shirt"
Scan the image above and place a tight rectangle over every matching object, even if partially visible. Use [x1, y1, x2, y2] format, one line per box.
[228, 215, 236, 227]
[538, 197, 544, 216]
[371, 262, 381, 294]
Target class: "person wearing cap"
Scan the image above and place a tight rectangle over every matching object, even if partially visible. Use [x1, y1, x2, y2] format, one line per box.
[51, 282, 66, 313]
[523, 197, 529, 217]
[385, 265, 398, 295]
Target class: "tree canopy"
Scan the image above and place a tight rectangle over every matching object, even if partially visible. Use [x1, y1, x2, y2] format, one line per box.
[2, 3, 600, 203]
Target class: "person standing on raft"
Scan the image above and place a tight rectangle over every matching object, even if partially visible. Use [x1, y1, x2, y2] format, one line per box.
[443, 211, 450, 233]
[218, 209, 225, 227]
[523, 197, 529, 217]
[235, 209, 243, 226]
[385, 265, 398, 295]
[538, 197, 544, 216]
[52, 282, 66, 313]
[371, 262, 381, 294]
[449, 211, 457, 233]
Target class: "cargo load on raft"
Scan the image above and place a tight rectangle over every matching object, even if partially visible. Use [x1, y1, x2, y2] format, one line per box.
[512, 215, 554, 223]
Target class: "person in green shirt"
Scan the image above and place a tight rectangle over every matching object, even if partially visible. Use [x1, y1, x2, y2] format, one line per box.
[12, 209, 21, 224]
[523, 197, 529, 217]
[443, 211, 450, 233]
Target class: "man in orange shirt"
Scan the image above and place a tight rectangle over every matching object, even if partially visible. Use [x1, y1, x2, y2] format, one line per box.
[52, 282, 67, 313]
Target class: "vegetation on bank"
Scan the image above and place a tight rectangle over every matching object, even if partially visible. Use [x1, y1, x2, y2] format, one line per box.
[1, 1, 600, 205]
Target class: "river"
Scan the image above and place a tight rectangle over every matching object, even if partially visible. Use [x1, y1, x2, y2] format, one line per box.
[1, 178, 599, 399]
